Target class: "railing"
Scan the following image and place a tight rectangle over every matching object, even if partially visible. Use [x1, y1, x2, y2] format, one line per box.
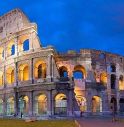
[54, 107, 67, 115]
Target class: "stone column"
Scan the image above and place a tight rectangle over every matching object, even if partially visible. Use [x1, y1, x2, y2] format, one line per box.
[14, 91, 18, 116]
[67, 90, 74, 116]
[46, 55, 52, 82]
[29, 58, 34, 84]
[29, 91, 33, 116]
[47, 90, 53, 116]
[14, 62, 18, 86]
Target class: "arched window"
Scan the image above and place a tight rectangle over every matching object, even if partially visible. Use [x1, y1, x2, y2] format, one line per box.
[110, 64, 116, 72]
[19, 96, 29, 115]
[23, 66, 29, 81]
[119, 98, 124, 113]
[59, 66, 68, 78]
[38, 64, 42, 79]
[7, 97, 14, 115]
[92, 96, 102, 113]
[111, 74, 116, 89]
[54, 93, 67, 115]
[119, 75, 124, 90]
[23, 39, 29, 51]
[100, 72, 107, 85]
[11, 44, 15, 55]
[73, 65, 86, 79]
[34, 94, 47, 115]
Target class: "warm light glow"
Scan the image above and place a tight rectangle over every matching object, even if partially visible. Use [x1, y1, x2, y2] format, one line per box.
[34, 60, 46, 79]
[0, 71, 3, 86]
[100, 72, 107, 85]
[18, 64, 29, 81]
[6, 67, 15, 84]
[119, 75, 124, 90]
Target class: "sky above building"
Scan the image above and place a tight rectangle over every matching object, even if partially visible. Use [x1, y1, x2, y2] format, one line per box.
[0, 0, 124, 55]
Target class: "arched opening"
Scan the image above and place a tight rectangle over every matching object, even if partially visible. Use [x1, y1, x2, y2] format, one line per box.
[6, 68, 15, 85]
[75, 96, 87, 112]
[34, 94, 47, 115]
[119, 75, 124, 90]
[54, 93, 67, 115]
[19, 96, 29, 115]
[23, 39, 29, 51]
[18, 64, 29, 81]
[59, 66, 68, 78]
[34, 60, 46, 79]
[100, 72, 107, 85]
[0, 71, 3, 86]
[111, 74, 116, 89]
[11, 44, 15, 55]
[92, 96, 102, 113]
[119, 98, 124, 113]
[0, 99, 3, 115]
[110, 97, 117, 113]
[7, 97, 14, 115]
[110, 64, 116, 72]
[73, 65, 86, 79]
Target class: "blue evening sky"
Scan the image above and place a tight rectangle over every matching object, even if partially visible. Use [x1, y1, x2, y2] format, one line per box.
[0, 0, 124, 55]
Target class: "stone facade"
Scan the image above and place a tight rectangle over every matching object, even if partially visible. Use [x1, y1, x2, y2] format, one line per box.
[0, 8, 124, 119]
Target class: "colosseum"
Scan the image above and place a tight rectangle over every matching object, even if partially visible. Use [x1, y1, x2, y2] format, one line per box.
[0, 8, 123, 119]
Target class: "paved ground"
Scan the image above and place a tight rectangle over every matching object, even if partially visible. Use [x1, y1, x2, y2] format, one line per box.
[76, 118, 124, 127]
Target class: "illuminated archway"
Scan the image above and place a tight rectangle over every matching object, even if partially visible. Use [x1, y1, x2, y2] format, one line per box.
[18, 35, 30, 52]
[19, 96, 29, 115]
[6, 97, 14, 115]
[35, 94, 47, 115]
[119, 75, 124, 90]
[73, 65, 86, 79]
[75, 95, 87, 112]
[18, 64, 29, 81]
[34, 60, 46, 79]
[6, 68, 15, 84]
[0, 99, 3, 115]
[92, 96, 102, 113]
[54, 93, 67, 115]
[0, 71, 3, 86]
[100, 72, 107, 85]
[59, 66, 68, 77]
[7, 40, 15, 56]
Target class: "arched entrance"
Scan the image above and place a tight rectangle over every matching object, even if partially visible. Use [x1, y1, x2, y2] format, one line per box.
[110, 97, 117, 113]
[59, 66, 68, 78]
[6, 97, 14, 115]
[92, 96, 102, 113]
[119, 98, 124, 113]
[19, 96, 29, 115]
[75, 96, 87, 112]
[54, 93, 67, 116]
[34, 94, 47, 115]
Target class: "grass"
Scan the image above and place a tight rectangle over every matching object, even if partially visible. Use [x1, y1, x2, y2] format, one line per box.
[0, 119, 75, 127]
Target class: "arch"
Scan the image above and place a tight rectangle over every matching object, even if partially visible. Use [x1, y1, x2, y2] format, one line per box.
[19, 96, 29, 115]
[111, 74, 116, 89]
[23, 39, 29, 51]
[73, 65, 86, 79]
[6, 97, 14, 115]
[110, 97, 117, 113]
[34, 94, 47, 115]
[34, 60, 46, 79]
[59, 66, 68, 77]
[6, 68, 15, 84]
[75, 95, 87, 112]
[110, 64, 116, 72]
[119, 98, 124, 113]
[7, 40, 15, 56]
[0, 99, 3, 115]
[18, 64, 29, 81]
[92, 96, 102, 113]
[100, 72, 107, 85]
[54, 93, 67, 115]
[119, 75, 124, 90]
[0, 71, 3, 86]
